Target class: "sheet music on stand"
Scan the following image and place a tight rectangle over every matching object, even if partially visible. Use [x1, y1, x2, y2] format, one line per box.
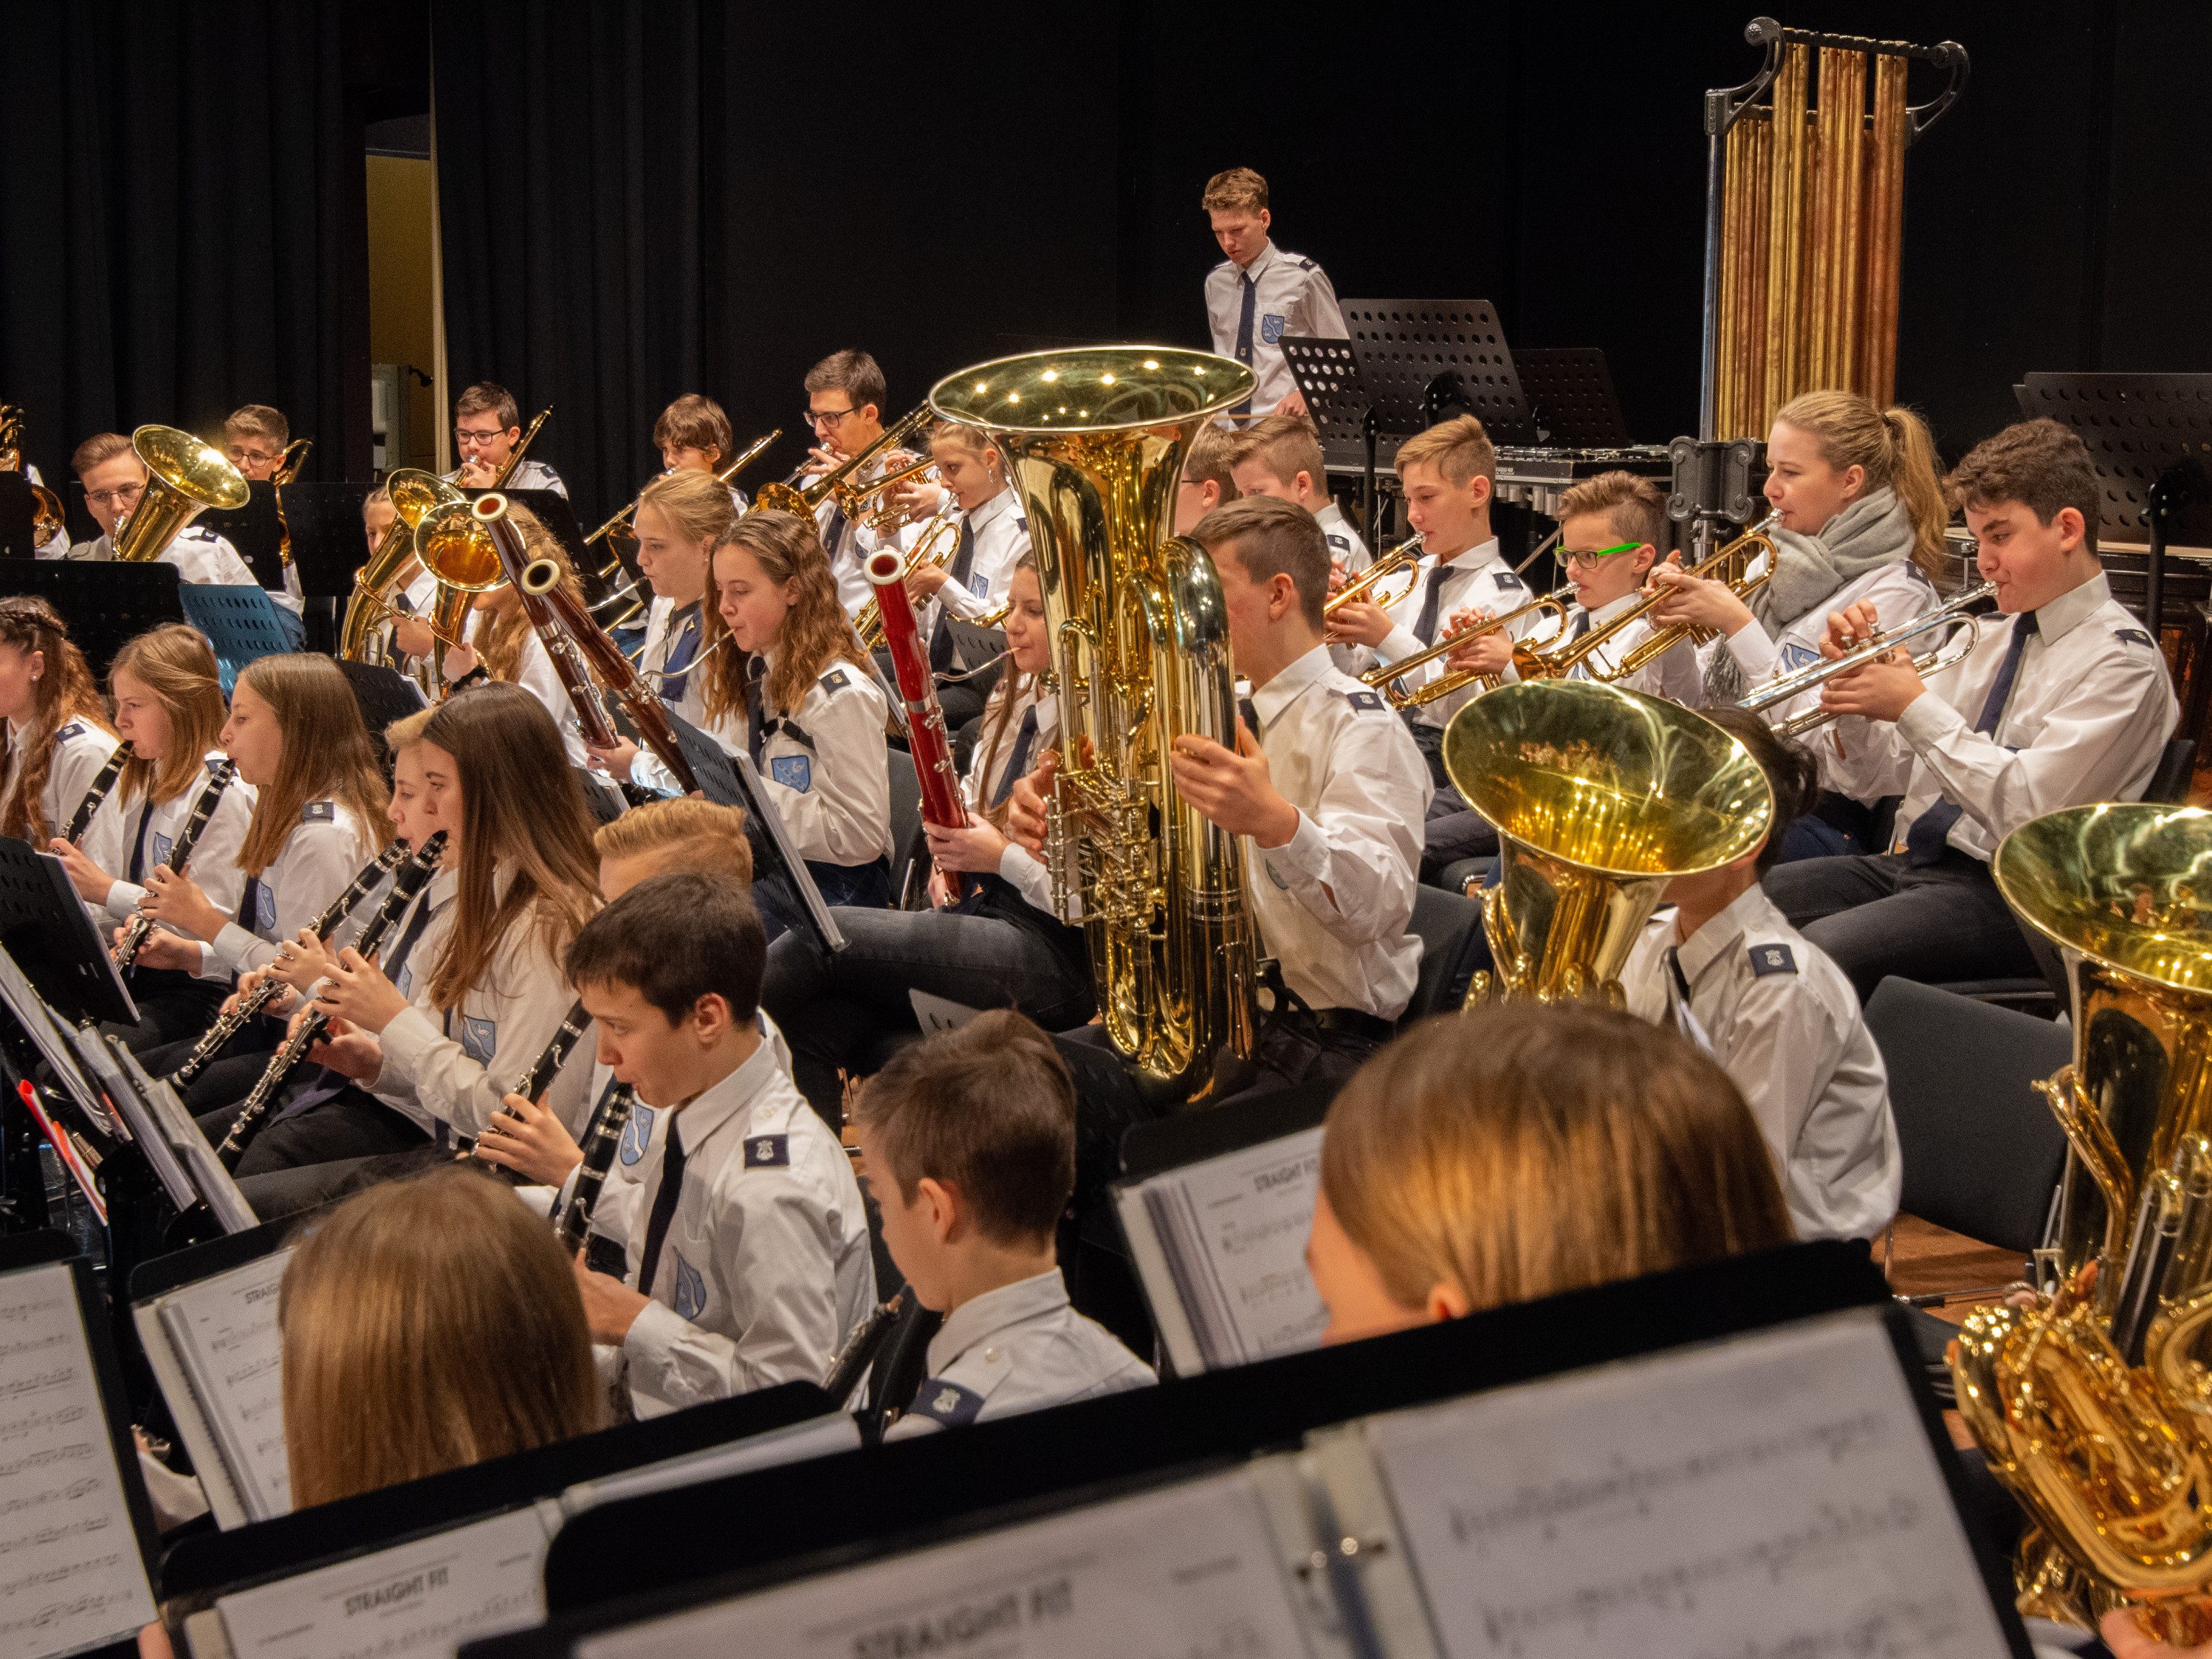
[0, 845, 140, 1028]
[490, 1301, 2026, 1659]
[1115, 1124, 1328, 1376]
[0, 1233, 161, 1659]
[70, 1028, 258, 1233]
[663, 711, 845, 955]
[177, 586, 297, 697]
[131, 1218, 300, 1530]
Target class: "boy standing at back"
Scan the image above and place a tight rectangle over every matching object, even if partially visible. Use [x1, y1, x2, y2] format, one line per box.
[1202, 168, 1347, 421]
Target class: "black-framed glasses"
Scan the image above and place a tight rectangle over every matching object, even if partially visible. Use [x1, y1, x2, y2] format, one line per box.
[806, 406, 858, 428]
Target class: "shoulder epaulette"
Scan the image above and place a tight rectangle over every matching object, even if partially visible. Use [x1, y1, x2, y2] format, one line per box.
[1748, 942, 1799, 979]
[301, 801, 335, 824]
[818, 667, 850, 693]
[743, 1133, 790, 1169]
[2114, 626, 2157, 649]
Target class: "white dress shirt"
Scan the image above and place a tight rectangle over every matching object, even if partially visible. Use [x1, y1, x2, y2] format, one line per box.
[374, 865, 595, 1140]
[1204, 240, 1348, 415]
[1817, 571, 2177, 861]
[87, 757, 254, 941]
[444, 457, 567, 498]
[5, 716, 119, 843]
[202, 802, 380, 979]
[500, 627, 591, 766]
[925, 486, 1029, 635]
[76, 525, 258, 588]
[1315, 500, 1370, 571]
[1370, 537, 1539, 729]
[1623, 888, 1902, 1241]
[1712, 557, 1938, 724]
[755, 656, 894, 868]
[885, 1269, 1154, 1439]
[637, 593, 711, 729]
[1246, 644, 1431, 1020]
[1559, 588, 1704, 706]
[587, 1037, 875, 1418]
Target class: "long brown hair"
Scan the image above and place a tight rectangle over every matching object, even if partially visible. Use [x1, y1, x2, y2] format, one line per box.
[701, 508, 866, 721]
[970, 554, 1039, 830]
[1321, 1006, 1791, 1315]
[1772, 390, 1950, 583]
[0, 598, 113, 843]
[475, 503, 585, 685]
[419, 683, 600, 1011]
[109, 625, 228, 808]
[280, 1165, 599, 1507]
[233, 655, 390, 876]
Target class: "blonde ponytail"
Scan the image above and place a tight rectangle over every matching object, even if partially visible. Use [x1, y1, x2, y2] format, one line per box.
[1773, 391, 1951, 584]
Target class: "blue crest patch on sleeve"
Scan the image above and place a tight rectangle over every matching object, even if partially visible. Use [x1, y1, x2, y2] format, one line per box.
[971, 575, 989, 598]
[460, 1015, 498, 1063]
[672, 1251, 708, 1322]
[1778, 642, 1823, 673]
[151, 833, 174, 868]
[1259, 313, 1286, 345]
[255, 883, 276, 932]
[2116, 627, 2157, 648]
[1344, 690, 1386, 713]
[619, 1102, 655, 1166]
[819, 670, 848, 693]
[909, 1377, 986, 1428]
[301, 801, 335, 823]
[1748, 943, 1798, 978]
[743, 1133, 790, 1169]
[769, 755, 811, 792]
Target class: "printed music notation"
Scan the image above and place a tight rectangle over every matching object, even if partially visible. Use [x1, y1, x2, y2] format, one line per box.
[0, 1262, 157, 1659]
[216, 1506, 556, 1659]
[577, 1470, 1315, 1659]
[156, 1247, 295, 1521]
[1366, 1310, 2014, 1659]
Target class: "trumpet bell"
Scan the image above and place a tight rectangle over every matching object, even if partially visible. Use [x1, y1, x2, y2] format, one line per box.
[114, 425, 250, 562]
[1442, 680, 1773, 1002]
[415, 499, 508, 593]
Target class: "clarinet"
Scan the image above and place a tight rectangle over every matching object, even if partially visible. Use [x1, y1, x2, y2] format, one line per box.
[464, 996, 593, 1164]
[166, 842, 410, 1088]
[823, 1285, 912, 1406]
[60, 740, 132, 845]
[113, 759, 238, 972]
[217, 831, 445, 1169]
[554, 1081, 637, 1251]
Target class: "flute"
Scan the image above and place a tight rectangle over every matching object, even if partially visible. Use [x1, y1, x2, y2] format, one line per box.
[166, 841, 410, 1088]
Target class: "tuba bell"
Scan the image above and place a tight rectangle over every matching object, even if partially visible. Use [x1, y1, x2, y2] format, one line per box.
[112, 426, 250, 562]
[1441, 680, 1773, 1003]
[1951, 803, 2212, 1645]
[929, 347, 1260, 1101]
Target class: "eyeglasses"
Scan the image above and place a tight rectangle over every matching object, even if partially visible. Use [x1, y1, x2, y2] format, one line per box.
[86, 485, 145, 508]
[1560, 541, 1643, 571]
[225, 446, 280, 467]
[454, 427, 508, 445]
[806, 406, 858, 428]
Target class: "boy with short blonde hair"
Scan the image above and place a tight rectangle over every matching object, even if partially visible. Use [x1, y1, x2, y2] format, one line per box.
[1226, 413, 1370, 574]
[1201, 167, 1346, 421]
[1545, 469, 1699, 703]
[1174, 422, 1241, 535]
[222, 405, 291, 480]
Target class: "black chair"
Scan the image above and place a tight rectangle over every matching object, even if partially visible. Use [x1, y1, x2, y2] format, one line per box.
[886, 763, 924, 904]
[333, 660, 428, 778]
[1399, 885, 1485, 1025]
[2146, 734, 2198, 805]
[1864, 976, 2069, 1256]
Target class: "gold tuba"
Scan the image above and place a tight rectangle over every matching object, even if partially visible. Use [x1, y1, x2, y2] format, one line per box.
[338, 469, 469, 665]
[1441, 680, 1773, 1003]
[112, 426, 249, 562]
[1951, 804, 2212, 1645]
[930, 347, 1259, 1101]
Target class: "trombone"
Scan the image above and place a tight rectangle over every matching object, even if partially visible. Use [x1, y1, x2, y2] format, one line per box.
[753, 404, 933, 522]
[1737, 581, 1995, 737]
[449, 408, 551, 490]
[1361, 584, 1573, 711]
[853, 515, 959, 651]
[583, 428, 781, 549]
[1323, 534, 1424, 616]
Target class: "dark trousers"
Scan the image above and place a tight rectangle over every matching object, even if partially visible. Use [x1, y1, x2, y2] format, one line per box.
[194, 1078, 428, 1179]
[1762, 848, 2040, 1002]
[760, 901, 1095, 1128]
[103, 971, 228, 1056]
[1408, 721, 1465, 808]
[755, 859, 891, 944]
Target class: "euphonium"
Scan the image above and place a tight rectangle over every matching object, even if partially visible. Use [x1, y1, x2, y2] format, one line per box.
[1440, 680, 1772, 1003]
[930, 348, 1260, 1101]
[1951, 804, 2212, 1644]
[112, 426, 250, 562]
[0, 405, 68, 550]
[1323, 533, 1424, 616]
[338, 469, 470, 666]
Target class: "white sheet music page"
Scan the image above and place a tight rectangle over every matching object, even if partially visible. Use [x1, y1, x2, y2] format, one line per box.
[1146, 1125, 1328, 1369]
[0, 1259, 157, 1659]
[1367, 1308, 2014, 1658]
[158, 1249, 292, 1521]
[215, 1503, 553, 1659]
[577, 1467, 1313, 1659]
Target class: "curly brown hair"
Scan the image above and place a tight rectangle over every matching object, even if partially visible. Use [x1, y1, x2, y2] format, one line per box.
[0, 598, 113, 844]
[700, 508, 867, 723]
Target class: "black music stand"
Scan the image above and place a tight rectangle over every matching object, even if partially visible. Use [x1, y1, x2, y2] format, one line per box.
[464, 486, 589, 573]
[0, 560, 184, 678]
[665, 712, 847, 956]
[2018, 373, 2212, 737]
[194, 483, 285, 590]
[0, 474, 37, 559]
[177, 585, 296, 696]
[1509, 348, 1634, 448]
[1338, 297, 1533, 441]
[1280, 336, 1382, 548]
[275, 482, 375, 601]
[0, 843, 138, 1028]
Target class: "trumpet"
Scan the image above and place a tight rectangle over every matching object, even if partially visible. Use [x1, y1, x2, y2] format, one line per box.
[853, 516, 959, 652]
[1585, 511, 1780, 682]
[1737, 581, 1995, 737]
[1362, 585, 1573, 711]
[753, 405, 933, 523]
[583, 428, 781, 548]
[1323, 534, 1424, 616]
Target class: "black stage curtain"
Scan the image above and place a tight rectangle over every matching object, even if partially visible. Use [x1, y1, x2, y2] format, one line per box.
[0, 1, 362, 493]
[431, 1, 1119, 533]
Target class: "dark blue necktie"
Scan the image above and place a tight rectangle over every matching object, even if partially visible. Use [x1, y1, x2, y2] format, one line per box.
[635, 1125, 689, 1297]
[660, 604, 702, 703]
[1231, 272, 1256, 417]
[822, 500, 848, 559]
[1413, 561, 1452, 647]
[382, 893, 438, 982]
[745, 657, 768, 765]
[929, 518, 979, 673]
[1903, 611, 2039, 866]
[126, 803, 154, 884]
[991, 706, 1039, 809]
[238, 877, 264, 928]
[1565, 608, 1594, 681]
